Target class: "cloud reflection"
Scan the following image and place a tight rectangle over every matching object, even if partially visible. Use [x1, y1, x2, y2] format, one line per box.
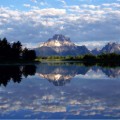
[0, 63, 120, 119]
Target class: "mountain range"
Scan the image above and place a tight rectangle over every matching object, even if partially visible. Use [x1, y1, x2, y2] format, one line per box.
[35, 34, 120, 56]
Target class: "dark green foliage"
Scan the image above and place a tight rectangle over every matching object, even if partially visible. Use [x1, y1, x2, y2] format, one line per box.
[66, 55, 74, 60]
[11, 41, 22, 59]
[97, 53, 120, 62]
[83, 54, 97, 61]
[38, 53, 120, 66]
[0, 38, 11, 59]
[0, 38, 36, 61]
[22, 48, 36, 61]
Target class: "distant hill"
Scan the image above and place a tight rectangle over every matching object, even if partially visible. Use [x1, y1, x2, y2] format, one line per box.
[35, 34, 90, 56]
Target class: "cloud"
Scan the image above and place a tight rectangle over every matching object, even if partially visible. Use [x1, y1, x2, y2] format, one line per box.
[102, 3, 120, 8]
[57, 0, 66, 6]
[0, 3, 120, 47]
[75, 41, 109, 50]
[81, 4, 100, 9]
[23, 4, 31, 8]
[31, 8, 66, 16]
[39, 2, 47, 6]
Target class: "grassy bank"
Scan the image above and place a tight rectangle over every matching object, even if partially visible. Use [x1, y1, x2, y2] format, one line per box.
[36, 53, 120, 62]
[36, 53, 120, 67]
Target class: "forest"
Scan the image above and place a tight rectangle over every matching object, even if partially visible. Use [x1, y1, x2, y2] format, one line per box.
[0, 38, 36, 61]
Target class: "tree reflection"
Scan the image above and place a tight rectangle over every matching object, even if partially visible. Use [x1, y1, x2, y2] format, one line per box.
[0, 63, 120, 87]
[22, 65, 36, 77]
[0, 65, 36, 87]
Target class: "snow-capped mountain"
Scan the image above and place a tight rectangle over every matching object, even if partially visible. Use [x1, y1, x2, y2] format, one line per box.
[100, 42, 120, 54]
[35, 34, 90, 56]
[91, 42, 120, 55]
[43, 34, 75, 47]
[35, 34, 120, 56]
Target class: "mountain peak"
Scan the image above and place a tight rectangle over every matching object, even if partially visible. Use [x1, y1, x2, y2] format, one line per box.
[107, 42, 118, 46]
[35, 34, 91, 56]
[48, 34, 70, 42]
[100, 42, 120, 54]
[43, 34, 75, 47]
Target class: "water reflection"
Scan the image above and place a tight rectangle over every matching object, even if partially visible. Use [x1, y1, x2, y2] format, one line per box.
[0, 65, 36, 86]
[36, 63, 120, 86]
[0, 63, 120, 119]
[37, 63, 89, 86]
[0, 63, 120, 87]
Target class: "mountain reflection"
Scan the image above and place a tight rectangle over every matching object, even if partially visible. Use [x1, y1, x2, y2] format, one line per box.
[36, 63, 89, 86]
[0, 63, 120, 119]
[0, 63, 120, 87]
[36, 63, 120, 86]
[0, 65, 36, 86]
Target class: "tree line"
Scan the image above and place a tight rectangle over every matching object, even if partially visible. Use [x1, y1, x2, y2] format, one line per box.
[37, 53, 120, 67]
[0, 38, 36, 61]
[37, 53, 120, 61]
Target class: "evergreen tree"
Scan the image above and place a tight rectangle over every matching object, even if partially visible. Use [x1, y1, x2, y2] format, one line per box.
[0, 38, 36, 61]
[22, 48, 36, 60]
[12, 41, 22, 59]
[0, 38, 11, 59]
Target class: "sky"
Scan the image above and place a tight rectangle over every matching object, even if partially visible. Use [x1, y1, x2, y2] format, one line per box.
[0, 0, 120, 49]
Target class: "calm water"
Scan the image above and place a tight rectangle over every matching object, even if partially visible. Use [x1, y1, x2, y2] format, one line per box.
[0, 63, 120, 119]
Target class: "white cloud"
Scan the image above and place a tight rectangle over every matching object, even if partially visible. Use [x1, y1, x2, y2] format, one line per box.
[81, 4, 100, 9]
[23, 4, 31, 8]
[31, 8, 66, 16]
[39, 2, 47, 6]
[75, 41, 109, 50]
[57, 0, 66, 6]
[0, 4, 120, 47]
[102, 3, 120, 8]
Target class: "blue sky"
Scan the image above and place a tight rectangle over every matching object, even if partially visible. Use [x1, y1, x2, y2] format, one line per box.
[0, 0, 120, 48]
[1, 0, 118, 9]
[1, 0, 119, 10]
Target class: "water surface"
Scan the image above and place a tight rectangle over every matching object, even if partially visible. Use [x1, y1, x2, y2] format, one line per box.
[0, 63, 120, 119]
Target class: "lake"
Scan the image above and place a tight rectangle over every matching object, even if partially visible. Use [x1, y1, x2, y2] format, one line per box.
[0, 63, 120, 119]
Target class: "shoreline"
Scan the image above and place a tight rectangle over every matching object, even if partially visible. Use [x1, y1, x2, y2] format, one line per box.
[0, 59, 119, 68]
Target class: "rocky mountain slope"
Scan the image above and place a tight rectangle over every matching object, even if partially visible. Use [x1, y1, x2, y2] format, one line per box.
[91, 42, 120, 55]
[91, 48, 100, 55]
[35, 34, 90, 56]
[100, 42, 120, 54]
[35, 34, 120, 56]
